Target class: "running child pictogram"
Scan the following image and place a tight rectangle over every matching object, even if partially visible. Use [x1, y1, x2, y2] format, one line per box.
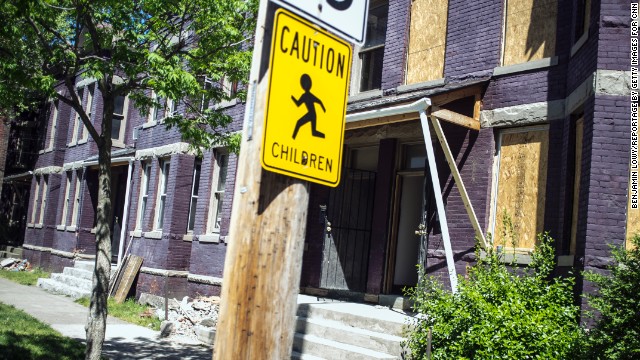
[291, 74, 326, 140]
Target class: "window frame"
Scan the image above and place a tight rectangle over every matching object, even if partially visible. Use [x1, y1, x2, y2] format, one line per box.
[30, 176, 41, 224]
[351, 0, 388, 94]
[154, 160, 171, 231]
[70, 171, 82, 228]
[59, 172, 72, 227]
[135, 162, 152, 231]
[37, 176, 48, 225]
[186, 159, 202, 233]
[46, 100, 59, 152]
[111, 94, 129, 147]
[206, 152, 229, 236]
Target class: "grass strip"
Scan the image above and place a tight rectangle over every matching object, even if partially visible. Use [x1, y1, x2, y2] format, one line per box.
[0, 268, 50, 286]
[0, 302, 85, 360]
[75, 297, 162, 331]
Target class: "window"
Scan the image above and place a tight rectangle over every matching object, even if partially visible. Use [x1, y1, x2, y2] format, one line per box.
[30, 177, 41, 224]
[154, 160, 170, 230]
[47, 101, 59, 151]
[357, 0, 387, 92]
[38, 176, 48, 225]
[60, 172, 71, 226]
[112, 94, 128, 145]
[70, 87, 85, 145]
[136, 163, 151, 230]
[491, 126, 549, 251]
[148, 91, 162, 124]
[201, 76, 238, 110]
[574, 0, 591, 43]
[80, 84, 93, 142]
[569, 117, 584, 254]
[502, 0, 557, 65]
[70, 171, 82, 227]
[165, 98, 177, 118]
[187, 160, 202, 232]
[206, 153, 228, 234]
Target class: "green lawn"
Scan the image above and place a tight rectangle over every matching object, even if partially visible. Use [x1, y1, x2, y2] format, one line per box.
[0, 302, 85, 360]
[75, 297, 162, 331]
[0, 268, 50, 286]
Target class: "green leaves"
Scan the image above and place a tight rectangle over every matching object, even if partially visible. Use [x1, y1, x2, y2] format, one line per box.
[579, 235, 640, 360]
[405, 234, 583, 359]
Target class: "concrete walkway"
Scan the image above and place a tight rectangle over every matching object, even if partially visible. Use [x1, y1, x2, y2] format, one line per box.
[0, 278, 211, 359]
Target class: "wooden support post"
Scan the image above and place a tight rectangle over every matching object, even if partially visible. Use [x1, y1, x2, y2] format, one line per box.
[429, 115, 488, 250]
[213, 2, 310, 359]
[419, 110, 458, 293]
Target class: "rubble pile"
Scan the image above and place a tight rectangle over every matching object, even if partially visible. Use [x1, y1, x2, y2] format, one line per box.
[159, 295, 220, 345]
[0, 258, 30, 271]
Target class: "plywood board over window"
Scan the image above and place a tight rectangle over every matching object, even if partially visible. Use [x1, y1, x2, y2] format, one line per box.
[502, 0, 557, 66]
[492, 127, 549, 251]
[405, 0, 448, 84]
[627, 171, 640, 249]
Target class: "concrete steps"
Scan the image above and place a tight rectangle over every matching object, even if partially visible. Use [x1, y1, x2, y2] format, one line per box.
[0, 245, 23, 260]
[37, 260, 95, 300]
[293, 295, 410, 360]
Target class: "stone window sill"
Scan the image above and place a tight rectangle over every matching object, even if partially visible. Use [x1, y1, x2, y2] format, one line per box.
[130, 230, 142, 238]
[142, 121, 158, 129]
[144, 231, 163, 239]
[34, 224, 43, 229]
[348, 89, 383, 103]
[214, 98, 239, 110]
[397, 78, 446, 94]
[27, 223, 35, 228]
[493, 57, 558, 77]
[199, 234, 221, 243]
[183, 234, 194, 242]
[66, 226, 77, 232]
[56, 225, 66, 231]
[112, 140, 125, 149]
[78, 139, 88, 145]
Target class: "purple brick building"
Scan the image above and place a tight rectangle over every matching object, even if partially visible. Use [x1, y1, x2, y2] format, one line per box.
[19, 0, 635, 310]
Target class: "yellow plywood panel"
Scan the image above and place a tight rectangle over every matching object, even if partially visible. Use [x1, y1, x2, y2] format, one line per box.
[494, 129, 549, 250]
[503, 0, 557, 66]
[627, 170, 639, 248]
[406, 0, 447, 83]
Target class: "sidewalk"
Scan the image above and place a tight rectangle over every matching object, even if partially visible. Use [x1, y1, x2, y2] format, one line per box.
[0, 278, 211, 359]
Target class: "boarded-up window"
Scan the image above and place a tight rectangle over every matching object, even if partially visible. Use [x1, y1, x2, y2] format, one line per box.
[627, 169, 639, 249]
[492, 127, 549, 250]
[569, 118, 583, 254]
[502, 0, 557, 66]
[405, 0, 448, 84]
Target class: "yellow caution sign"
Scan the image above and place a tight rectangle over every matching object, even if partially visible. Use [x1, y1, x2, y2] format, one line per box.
[261, 8, 352, 187]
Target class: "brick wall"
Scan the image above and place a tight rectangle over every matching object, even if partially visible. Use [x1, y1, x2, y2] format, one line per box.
[444, 0, 503, 80]
[381, 0, 411, 90]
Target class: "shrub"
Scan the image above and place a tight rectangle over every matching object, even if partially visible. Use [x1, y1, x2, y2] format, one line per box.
[405, 233, 583, 359]
[579, 235, 640, 360]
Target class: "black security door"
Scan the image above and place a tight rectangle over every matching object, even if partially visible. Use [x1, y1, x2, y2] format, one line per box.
[319, 169, 376, 292]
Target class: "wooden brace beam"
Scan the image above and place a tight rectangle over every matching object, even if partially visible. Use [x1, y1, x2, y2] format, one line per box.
[429, 115, 489, 250]
[431, 106, 480, 131]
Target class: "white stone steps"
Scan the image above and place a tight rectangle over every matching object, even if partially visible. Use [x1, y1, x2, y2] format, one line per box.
[295, 316, 405, 355]
[50, 273, 93, 291]
[62, 266, 94, 281]
[37, 278, 91, 300]
[293, 333, 398, 360]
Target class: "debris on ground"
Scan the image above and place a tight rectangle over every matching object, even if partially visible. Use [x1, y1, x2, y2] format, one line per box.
[1, 259, 31, 271]
[156, 295, 220, 345]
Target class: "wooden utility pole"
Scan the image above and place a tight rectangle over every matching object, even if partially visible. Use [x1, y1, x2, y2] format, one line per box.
[213, 1, 310, 359]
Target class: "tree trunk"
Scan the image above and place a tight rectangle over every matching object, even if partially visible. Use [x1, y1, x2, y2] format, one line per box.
[85, 91, 114, 360]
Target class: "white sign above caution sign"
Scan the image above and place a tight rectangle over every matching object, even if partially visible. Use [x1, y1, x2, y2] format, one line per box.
[270, 0, 369, 45]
